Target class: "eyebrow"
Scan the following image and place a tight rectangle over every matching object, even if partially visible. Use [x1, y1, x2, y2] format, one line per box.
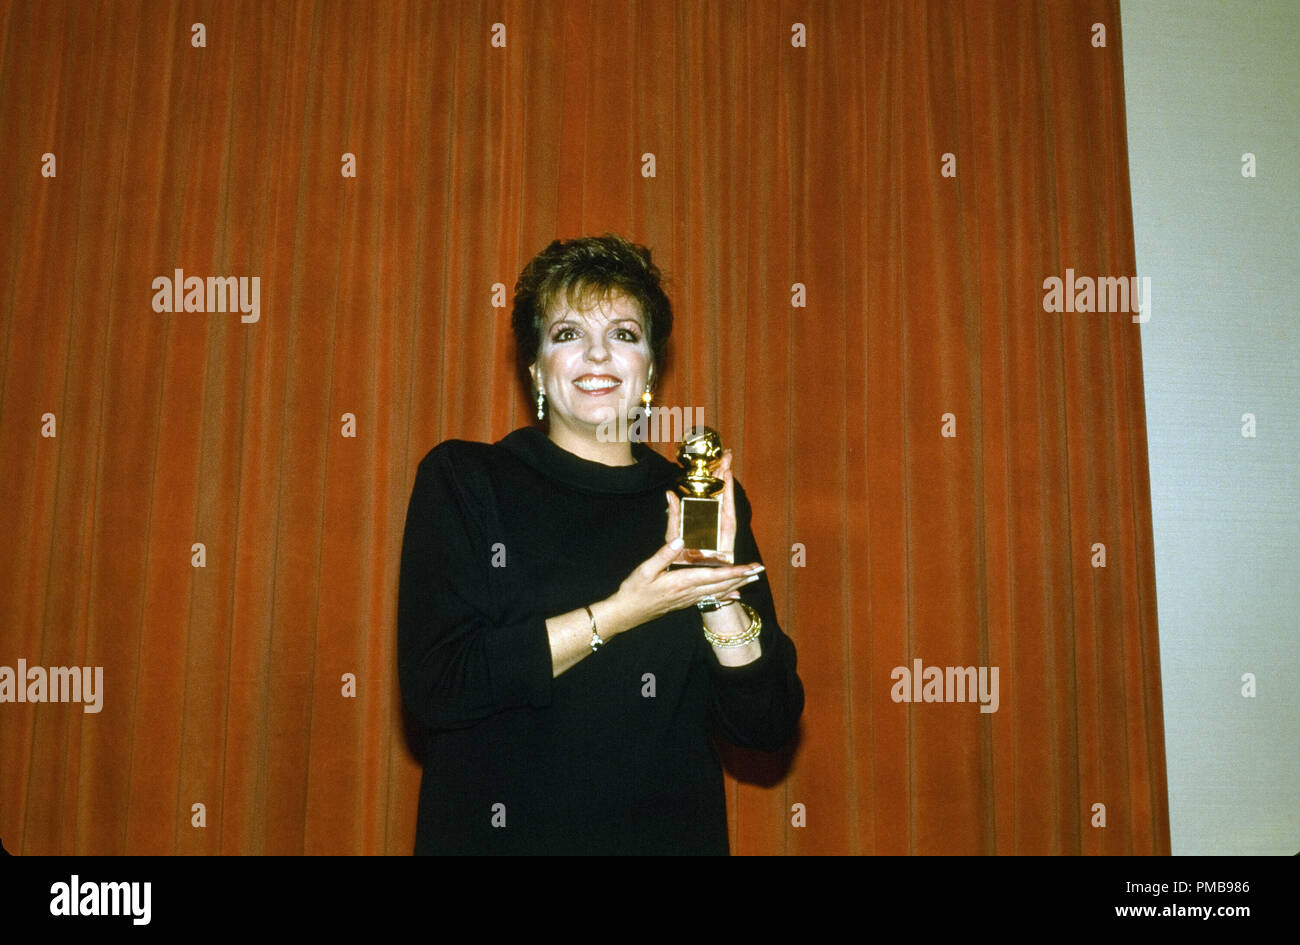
[548, 316, 644, 330]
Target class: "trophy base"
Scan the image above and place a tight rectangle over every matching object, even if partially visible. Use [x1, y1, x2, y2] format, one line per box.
[667, 548, 735, 569]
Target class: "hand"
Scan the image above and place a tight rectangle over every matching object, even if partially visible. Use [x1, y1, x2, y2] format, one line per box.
[602, 537, 763, 635]
[599, 457, 761, 633]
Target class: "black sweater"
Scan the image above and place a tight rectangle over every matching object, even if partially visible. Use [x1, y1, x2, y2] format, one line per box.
[397, 426, 804, 854]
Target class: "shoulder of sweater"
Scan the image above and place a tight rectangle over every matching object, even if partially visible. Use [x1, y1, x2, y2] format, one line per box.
[409, 440, 515, 530]
[416, 437, 515, 485]
[419, 437, 494, 465]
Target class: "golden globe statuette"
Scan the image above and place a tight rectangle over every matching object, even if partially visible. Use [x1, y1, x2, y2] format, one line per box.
[669, 426, 735, 569]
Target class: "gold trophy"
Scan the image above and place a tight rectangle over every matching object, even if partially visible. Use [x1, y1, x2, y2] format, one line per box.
[668, 426, 735, 569]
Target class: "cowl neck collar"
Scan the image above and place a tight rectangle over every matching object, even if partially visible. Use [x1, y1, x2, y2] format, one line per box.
[497, 426, 678, 496]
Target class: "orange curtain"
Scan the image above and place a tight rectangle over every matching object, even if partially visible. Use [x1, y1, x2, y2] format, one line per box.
[0, 0, 1168, 854]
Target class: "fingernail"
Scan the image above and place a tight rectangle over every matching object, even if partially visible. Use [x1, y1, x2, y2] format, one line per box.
[744, 575, 760, 584]
[670, 538, 684, 549]
[745, 565, 765, 575]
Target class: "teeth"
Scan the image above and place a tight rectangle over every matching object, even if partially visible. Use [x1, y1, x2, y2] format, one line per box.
[575, 379, 620, 390]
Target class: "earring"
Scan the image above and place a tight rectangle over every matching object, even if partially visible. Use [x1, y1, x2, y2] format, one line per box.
[641, 384, 652, 417]
[536, 389, 546, 420]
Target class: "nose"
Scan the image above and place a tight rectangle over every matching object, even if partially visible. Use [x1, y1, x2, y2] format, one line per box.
[584, 332, 610, 362]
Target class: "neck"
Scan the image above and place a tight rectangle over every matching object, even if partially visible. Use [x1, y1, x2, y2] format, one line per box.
[545, 420, 636, 467]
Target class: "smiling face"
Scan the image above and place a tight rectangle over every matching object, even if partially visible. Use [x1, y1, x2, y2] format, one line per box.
[528, 289, 654, 449]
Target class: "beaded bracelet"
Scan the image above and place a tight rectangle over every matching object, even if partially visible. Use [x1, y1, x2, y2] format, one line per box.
[702, 601, 762, 648]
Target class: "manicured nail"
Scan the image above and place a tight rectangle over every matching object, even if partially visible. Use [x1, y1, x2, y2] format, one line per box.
[744, 575, 760, 584]
[670, 538, 684, 549]
[745, 565, 765, 575]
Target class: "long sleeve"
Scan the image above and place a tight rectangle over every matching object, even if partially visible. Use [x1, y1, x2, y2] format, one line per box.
[397, 443, 554, 731]
[705, 479, 805, 752]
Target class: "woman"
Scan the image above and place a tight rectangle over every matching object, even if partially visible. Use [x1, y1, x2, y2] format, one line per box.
[397, 234, 803, 854]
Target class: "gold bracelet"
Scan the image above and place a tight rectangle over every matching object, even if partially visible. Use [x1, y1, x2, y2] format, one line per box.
[702, 601, 762, 648]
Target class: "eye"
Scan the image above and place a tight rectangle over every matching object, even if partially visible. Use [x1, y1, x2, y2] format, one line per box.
[552, 326, 578, 342]
[614, 327, 641, 342]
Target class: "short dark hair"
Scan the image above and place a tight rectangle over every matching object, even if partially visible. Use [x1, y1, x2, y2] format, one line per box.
[511, 234, 673, 391]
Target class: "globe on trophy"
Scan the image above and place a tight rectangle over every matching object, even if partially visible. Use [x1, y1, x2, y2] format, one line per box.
[668, 426, 735, 569]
